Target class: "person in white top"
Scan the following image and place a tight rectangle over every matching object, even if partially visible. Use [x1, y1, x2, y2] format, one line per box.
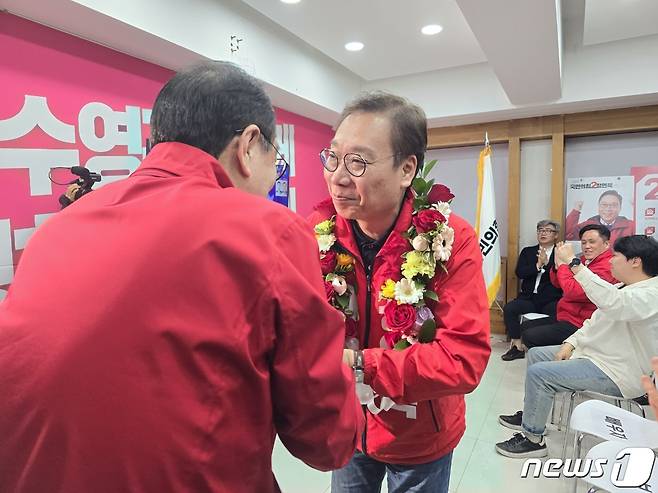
[495, 234, 658, 458]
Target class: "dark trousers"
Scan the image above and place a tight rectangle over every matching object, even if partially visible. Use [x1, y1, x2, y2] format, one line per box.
[502, 297, 558, 339]
[521, 320, 579, 349]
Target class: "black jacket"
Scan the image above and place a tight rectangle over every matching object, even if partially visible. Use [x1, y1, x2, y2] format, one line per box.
[515, 244, 562, 305]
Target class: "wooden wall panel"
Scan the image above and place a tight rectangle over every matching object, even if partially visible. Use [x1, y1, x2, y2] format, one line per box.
[506, 137, 521, 302]
[550, 125, 565, 237]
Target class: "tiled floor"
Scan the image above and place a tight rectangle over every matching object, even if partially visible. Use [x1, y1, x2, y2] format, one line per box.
[271, 336, 647, 492]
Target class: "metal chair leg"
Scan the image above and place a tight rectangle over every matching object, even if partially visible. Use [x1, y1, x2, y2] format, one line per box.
[561, 391, 577, 461]
[572, 432, 585, 493]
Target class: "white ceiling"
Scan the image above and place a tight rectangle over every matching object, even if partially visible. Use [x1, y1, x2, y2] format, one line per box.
[240, 0, 487, 81]
[583, 0, 658, 46]
[3, 0, 658, 126]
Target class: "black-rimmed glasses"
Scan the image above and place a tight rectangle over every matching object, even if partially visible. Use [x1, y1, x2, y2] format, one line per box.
[319, 148, 398, 177]
[234, 128, 289, 181]
[537, 228, 557, 234]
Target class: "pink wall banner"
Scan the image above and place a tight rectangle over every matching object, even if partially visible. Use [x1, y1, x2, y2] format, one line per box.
[0, 13, 333, 298]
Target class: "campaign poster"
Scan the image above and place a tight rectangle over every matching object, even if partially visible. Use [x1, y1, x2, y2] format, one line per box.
[631, 166, 658, 239]
[564, 176, 635, 248]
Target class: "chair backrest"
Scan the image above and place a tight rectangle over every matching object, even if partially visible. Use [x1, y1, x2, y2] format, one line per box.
[583, 441, 657, 492]
[570, 399, 658, 448]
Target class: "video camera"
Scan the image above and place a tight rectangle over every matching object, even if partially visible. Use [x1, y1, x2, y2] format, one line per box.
[48, 166, 102, 209]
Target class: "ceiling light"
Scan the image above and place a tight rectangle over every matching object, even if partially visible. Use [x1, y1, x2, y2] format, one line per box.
[421, 24, 443, 36]
[280, 0, 301, 4]
[345, 42, 364, 52]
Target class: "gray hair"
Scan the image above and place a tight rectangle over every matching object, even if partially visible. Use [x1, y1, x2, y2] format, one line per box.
[537, 219, 560, 232]
[337, 91, 427, 171]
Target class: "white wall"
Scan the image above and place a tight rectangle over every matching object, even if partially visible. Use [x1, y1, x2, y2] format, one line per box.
[519, 139, 553, 249]
[425, 143, 509, 256]
[565, 131, 658, 178]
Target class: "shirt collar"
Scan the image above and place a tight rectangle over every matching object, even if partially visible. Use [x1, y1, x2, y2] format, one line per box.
[131, 142, 234, 189]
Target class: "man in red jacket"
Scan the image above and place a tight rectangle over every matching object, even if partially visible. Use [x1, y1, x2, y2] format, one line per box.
[308, 92, 491, 492]
[521, 224, 617, 348]
[565, 190, 635, 244]
[0, 62, 362, 493]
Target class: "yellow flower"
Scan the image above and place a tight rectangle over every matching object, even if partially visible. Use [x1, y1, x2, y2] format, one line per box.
[401, 251, 436, 279]
[335, 253, 354, 273]
[380, 279, 396, 299]
[336, 253, 354, 267]
[314, 218, 334, 235]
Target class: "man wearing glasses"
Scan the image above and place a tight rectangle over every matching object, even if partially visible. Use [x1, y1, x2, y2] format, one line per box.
[0, 62, 362, 493]
[309, 92, 490, 493]
[501, 220, 563, 361]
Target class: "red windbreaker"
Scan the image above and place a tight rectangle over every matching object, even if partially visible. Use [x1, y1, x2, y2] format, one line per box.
[308, 193, 491, 464]
[0, 143, 362, 493]
[549, 249, 617, 327]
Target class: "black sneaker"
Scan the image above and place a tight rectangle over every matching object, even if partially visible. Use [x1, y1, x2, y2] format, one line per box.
[501, 346, 525, 361]
[498, 411, 523, 431]
[495, 433, 548, 458]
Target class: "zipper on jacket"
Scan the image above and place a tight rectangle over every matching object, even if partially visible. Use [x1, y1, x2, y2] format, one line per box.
[428, 401, 440, 433]
[361, 263, 373, 455]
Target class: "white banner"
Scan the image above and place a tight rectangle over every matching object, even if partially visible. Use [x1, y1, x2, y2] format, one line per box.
[475, 146, 501, 306]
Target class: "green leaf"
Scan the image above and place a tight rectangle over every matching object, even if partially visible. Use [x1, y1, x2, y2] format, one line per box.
[422, 159, 438, 178]
[336, 294, 349, 310]
[394, 339, 412, 350]
[413, 197, 428, 210]
[424, 290, 439, 302]
[418, 319, 437, 343]
[412, 177, 427, 195]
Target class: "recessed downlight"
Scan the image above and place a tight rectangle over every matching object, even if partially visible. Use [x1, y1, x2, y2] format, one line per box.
[421, 24, 443, 36]
[280, 0, 301, 4]
[345, 41, 364, 52]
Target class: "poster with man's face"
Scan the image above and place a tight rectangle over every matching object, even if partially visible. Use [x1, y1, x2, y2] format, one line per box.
[564, 176, 635, 251]
[566, 176, 635, 224]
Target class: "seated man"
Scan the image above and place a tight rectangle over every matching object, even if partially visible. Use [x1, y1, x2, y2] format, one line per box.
[520, 224, 616, 349]
[496, 235, 658, 458]
[565, 190, 635, 245]
[502, 220, 562, 361]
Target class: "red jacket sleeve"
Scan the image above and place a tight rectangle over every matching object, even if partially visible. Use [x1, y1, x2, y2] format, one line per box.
[554, 255, 616, 303]
[361, 219, 491, 403]
[565, 209, 583, 240]
[550, 264, 560, 289]
[269, 216, 363, 471]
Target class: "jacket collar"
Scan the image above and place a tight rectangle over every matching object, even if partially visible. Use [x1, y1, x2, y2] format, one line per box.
[313, 189, 415, 266]
[131, 142, 234, 189]
[583, 247, 613, 265]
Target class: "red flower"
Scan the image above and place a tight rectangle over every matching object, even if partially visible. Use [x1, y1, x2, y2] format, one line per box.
[384, 331, 401, 348]
[384, 302, 416, 334]
[428, 184, 454, 204]
[345, 317, 358, 338]
[324, 281, 335, 302]
[412, 209, 446, 233]
[320, 250, 337, 275]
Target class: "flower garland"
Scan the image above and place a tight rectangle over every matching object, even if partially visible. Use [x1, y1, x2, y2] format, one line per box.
[316, 160, 456, 350]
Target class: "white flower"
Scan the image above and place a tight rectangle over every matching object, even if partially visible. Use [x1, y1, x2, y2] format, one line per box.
[432, 234, 452, 262]
[394, 278, 424, 305]
[411, 235, 430, 252]
[331, 276, 347, 296]
[441, 226, 455, 248]
[317, 233, 336, 252]
[434, 202, 452, 220]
